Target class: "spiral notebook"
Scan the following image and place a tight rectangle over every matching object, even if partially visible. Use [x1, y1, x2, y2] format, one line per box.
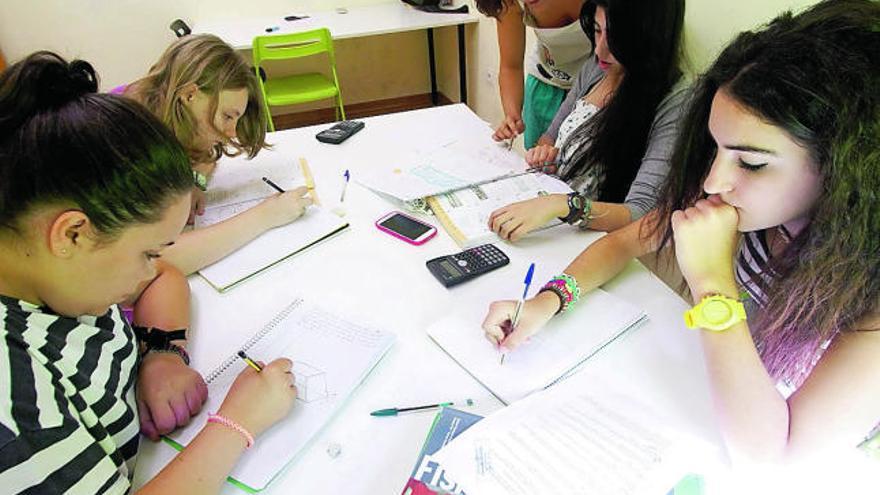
[164, 298, 396, 493]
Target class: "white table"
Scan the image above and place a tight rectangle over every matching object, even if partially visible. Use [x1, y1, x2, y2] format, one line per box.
[192, 2, 480, 105]
[132, 104, 725, 494]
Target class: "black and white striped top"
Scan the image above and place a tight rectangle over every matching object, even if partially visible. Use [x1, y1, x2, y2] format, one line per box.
[0, 295, 140, 494]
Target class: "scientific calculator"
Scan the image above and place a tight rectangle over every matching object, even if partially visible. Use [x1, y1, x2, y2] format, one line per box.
[315, 120, 365, 144]
[426, 244, 510, 287]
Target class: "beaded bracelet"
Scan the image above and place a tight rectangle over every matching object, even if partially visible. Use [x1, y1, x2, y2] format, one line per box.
[538, 273, 581, 314]
[207, 413, 254, 449]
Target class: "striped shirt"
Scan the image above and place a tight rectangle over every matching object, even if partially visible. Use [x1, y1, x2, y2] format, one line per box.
[0, 295, 140, 494]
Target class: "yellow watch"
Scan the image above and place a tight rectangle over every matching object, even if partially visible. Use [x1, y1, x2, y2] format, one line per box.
[684, 294, 746, 331]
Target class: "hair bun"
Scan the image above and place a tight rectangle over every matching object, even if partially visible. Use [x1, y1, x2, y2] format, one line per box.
[27, 52, 99, 109]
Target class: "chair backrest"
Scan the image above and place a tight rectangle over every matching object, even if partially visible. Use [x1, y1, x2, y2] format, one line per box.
[252, 28, 336, 68]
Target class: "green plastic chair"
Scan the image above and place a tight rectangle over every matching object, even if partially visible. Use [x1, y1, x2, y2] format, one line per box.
[252, 28, 346, 132]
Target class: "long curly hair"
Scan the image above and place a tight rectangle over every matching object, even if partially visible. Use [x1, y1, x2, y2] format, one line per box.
[127, 34, 268, 164]
[647, 0, 880, 380]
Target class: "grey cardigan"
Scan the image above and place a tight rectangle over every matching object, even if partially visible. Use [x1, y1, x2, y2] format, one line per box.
[544, 58, 691, 220]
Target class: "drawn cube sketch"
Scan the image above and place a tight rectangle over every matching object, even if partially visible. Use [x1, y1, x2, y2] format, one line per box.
[293, 361, 330, 403]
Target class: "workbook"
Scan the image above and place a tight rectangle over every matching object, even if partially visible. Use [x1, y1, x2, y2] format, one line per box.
[400, 407, 484, 495]
[426, 289, 647, 404]
[356, 137, 530, 201]
[195, 158, 349, 292]
[426, 172, 572, 249]
[431, 379, 712, 495]
[164, 298, 396, 493]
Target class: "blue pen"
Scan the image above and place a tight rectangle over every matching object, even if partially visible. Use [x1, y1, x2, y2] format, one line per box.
[339, 169, 350, 202]
[501, 262, 535, 365]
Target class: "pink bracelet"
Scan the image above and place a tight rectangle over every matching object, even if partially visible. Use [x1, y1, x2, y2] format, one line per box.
[207, 413, 254, 449]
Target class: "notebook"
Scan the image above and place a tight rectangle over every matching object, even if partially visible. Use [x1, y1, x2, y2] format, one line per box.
[431, 379, 713, 495]
[195, 158, 349, 292]
[426, 289, 647, 404]
[164, 298, 396, 493]
[426, 172, 572, 249]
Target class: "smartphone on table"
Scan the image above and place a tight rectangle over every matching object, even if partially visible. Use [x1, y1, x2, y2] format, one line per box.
[375, 211, 437, 245]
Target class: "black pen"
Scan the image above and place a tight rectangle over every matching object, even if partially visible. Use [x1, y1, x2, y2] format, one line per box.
[262, 176, 285, 193]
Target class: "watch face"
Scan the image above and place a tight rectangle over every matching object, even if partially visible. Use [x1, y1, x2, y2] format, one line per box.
[702, 299, 734, 324]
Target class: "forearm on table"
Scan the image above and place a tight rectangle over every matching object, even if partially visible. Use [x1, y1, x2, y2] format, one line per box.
[584, 201, 633, 232]
[162, 207, 270, 276]
[136, 424, 248, 495]
[563, 215, 655, 294]
[132, 261, 191, 339]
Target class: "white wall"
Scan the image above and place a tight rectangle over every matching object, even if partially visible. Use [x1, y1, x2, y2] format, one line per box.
[1, 0, 820, 122]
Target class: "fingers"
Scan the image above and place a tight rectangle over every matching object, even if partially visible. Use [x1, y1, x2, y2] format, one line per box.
[286, 186, 309, 198]
[148, 400, 177, 437]
[138, 399, 160, 441]
[267, 357, 293, 373]
[500, 323, 530, 351]
[482, 302, 512, 346]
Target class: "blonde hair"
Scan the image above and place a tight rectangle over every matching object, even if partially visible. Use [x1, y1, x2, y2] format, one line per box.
[127, 34, 268, 164]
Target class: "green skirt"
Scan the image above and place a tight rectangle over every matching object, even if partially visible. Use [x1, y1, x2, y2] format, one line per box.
[522, 74, 567, 149]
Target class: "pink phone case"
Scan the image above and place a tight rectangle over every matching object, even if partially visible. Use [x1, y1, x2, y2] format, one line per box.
[375, 211, 437, 245]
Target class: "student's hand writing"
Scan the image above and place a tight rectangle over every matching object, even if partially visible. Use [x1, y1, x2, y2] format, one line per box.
[217, 358, 297, 438]
[525, 144, 559, 169]
[671, 194, 740, 301]
[482, 292, 560, 352]
[488, 194, 569, 242]
[137, 352, 208, 441]
[492, 114, 525, 142]
[255, 186, 313, 229]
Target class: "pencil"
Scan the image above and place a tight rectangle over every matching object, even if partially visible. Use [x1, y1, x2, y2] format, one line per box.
[237, 350, 263, 372]
[299, 157, 320, 206]
[262, 176, 285, 193]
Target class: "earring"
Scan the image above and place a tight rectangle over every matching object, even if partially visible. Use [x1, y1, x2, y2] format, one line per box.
[61, 248, 68, 255]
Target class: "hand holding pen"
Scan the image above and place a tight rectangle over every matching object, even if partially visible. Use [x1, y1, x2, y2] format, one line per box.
[217, 353, 297, 438]
[500, 263, 535, 365]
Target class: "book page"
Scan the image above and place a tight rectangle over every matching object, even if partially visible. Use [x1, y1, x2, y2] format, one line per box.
[356, 139, 529, 201]
[428, 173, 572, 248]
[426, 289, 646, 404]
[432, 381, 713, 495]
[202, 157, 304, 208]
[168, 300, 396, 490]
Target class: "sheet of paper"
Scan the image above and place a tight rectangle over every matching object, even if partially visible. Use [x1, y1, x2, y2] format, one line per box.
[356, 138, 529, 201]
[168, 299, 396, 490]
[429, 173, 572, 248]
[432, 380, 713, 495]
[201, 156, 304, 208]
[426, 289, 647, 404]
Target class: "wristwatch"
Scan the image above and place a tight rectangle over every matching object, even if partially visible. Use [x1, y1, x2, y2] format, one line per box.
[683, 294, 747, 331]
[192, 170, 208, 191]
[133, 326, 190, 365]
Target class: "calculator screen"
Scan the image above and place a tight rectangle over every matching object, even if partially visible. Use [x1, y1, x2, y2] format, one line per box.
[439, 260, 461, 276]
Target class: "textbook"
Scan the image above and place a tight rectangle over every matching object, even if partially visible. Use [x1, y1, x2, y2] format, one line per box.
[164, 298, 396, 493]
[195, 158, 349, 292]
[427, 289, 647, 404]
[356, 136, 529, 202]
[426, 172, 572, 249]
[431, 379, 712, 495]
[400, 407, 484, 495]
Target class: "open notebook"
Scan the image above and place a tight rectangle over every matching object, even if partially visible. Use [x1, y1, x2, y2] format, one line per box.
[426, 172, 572, 249]
[164, 298, 396, 493]
[427, 289, 647, 404]
[195, 158, 349, 292]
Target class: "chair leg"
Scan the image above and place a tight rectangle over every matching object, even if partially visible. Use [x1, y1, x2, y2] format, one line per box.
[337, 95, 346, 121]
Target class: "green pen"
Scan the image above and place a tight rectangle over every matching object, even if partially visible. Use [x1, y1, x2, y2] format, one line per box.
[370, 399, 474, 417]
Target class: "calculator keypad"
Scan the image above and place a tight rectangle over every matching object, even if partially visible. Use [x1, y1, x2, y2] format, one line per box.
[426, 244, 509, 287]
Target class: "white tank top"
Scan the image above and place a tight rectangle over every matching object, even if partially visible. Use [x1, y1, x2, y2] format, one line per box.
[520, 2, 592, 89]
